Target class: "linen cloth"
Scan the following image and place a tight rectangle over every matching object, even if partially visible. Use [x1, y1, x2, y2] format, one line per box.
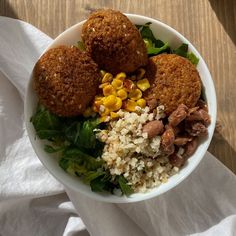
[0, 17, 236, 236]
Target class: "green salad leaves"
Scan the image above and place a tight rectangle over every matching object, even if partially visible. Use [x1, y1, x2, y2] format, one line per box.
[31, 105, 133, 195]
[136, 22, 199, 65]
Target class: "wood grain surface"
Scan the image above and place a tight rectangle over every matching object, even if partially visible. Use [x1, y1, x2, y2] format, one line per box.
[1, 0, 236, 173]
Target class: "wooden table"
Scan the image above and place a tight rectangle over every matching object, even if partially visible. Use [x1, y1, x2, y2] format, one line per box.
[1, 0, 236, 173]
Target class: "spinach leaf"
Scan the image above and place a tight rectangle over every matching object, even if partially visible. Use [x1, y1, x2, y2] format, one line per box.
[118, 175, 133, 196]
[90, 176, 106, 192]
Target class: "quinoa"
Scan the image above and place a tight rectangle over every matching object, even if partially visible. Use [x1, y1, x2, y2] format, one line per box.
[97, 106, 179, 193]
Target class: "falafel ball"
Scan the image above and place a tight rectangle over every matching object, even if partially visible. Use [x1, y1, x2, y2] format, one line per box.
[144, 54, 201, 114]
[81, 9, 148, 74]
[34, 45, 100, 117]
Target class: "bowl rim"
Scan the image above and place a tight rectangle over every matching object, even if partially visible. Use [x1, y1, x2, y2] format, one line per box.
[24, 13, 217, 203]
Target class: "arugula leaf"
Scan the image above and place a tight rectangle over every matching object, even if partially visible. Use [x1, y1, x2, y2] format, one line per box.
[137, 22, 170, 56]
[76, 41, 85, 51]
[173, 43, 188, 57]
[118, 175, 133, 196]
[173, 43, 199, 65]
[76, 119, 100, 149]
[62, 148, 103, 171]
[187, 52, 199, 65]
[44, 145, 65, 153]
[31, 105, 62, 140]
[90, 176, 106, 192]
[147, 42, 169, 55]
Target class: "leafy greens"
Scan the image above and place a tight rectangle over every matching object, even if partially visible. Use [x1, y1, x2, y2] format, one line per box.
[136, 22, 199, 65]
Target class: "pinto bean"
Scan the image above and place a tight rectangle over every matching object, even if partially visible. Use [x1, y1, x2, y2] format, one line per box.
[147, 98, 158, 110]
[143, 120, 164, 138]
[183, 138, 198, 158]
[196, 99, 208, 112]
[168, 104, 188, 127]
[169, 153, 185, 167]
[185, 121, 208, 137]
[161, 126, 175, 154]
[186, 109, 211, 126]
[174, 137, 192, 146]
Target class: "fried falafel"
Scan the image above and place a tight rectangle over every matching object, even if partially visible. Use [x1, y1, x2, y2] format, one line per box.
[144, 54, 201, 114]
[82, 9, 148, 74]
[34, 46, 100, 117]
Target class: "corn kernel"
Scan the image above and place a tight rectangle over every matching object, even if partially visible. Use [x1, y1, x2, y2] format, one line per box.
[110, 111, 119, 119]
[137, 98, 146, 108]
[83, 107, 93, 117]
[117, 89, 128, 100]
[111, 79, 123, 90]
[102, 72, 113, 83]
[136, 78, 150, 91]
[128, 88, 142, 100]
[115, 72, 126, 81]
[136, 68, 146, 80]
[123, 79, 136, 92]
[99, 106, 110, 116]
[124, 99, 137, 112]
[109, 97, 122, 111]
[103, 85, 116, 96]
[103, 95, 117, 109]
[99, 82, 109, 89]
[99, 116, 110, 123]
[92, 100, 103, 112]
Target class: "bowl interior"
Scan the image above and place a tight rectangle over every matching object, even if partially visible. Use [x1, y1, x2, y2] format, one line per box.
[25, 14, 216, 203]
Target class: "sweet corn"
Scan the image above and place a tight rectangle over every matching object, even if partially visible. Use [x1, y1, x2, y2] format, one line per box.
[115, 72, 126, 81]
[123, 79, 136, 92]
[137, 98, 146, 108]
[99, 82, 109, 89]
[103, 84, 116, 96]
[136, 68, 146, 80]
[102, 72, 113, 83]
[83, 107, 93, 117]
[128, 88, 142, 101]
[136, 78, 150, 91]
[111, 79, 123, 90]
[103, 95, 117, 109]
[99, 106, 110, 116]
[117, 89, 128, 100]
[124, 99, 137, 112]
[100, 70, 106, 77]
[92, 100, 103, 112]
[112, 97, 122, 111]
[100, 116, 110, 123]
[110, 111, 119, 119]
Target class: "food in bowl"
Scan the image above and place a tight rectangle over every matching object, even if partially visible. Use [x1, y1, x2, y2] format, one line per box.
[30, 9, 211, 196]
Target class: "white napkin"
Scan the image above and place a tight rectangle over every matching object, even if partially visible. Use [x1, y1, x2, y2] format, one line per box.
[0, 16, 236, 236]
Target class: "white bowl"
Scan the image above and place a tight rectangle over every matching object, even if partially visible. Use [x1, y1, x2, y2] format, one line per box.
[24, 14, 217, 203]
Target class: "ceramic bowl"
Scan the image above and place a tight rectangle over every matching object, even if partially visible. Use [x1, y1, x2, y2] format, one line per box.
[25, 14, 217, 203]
